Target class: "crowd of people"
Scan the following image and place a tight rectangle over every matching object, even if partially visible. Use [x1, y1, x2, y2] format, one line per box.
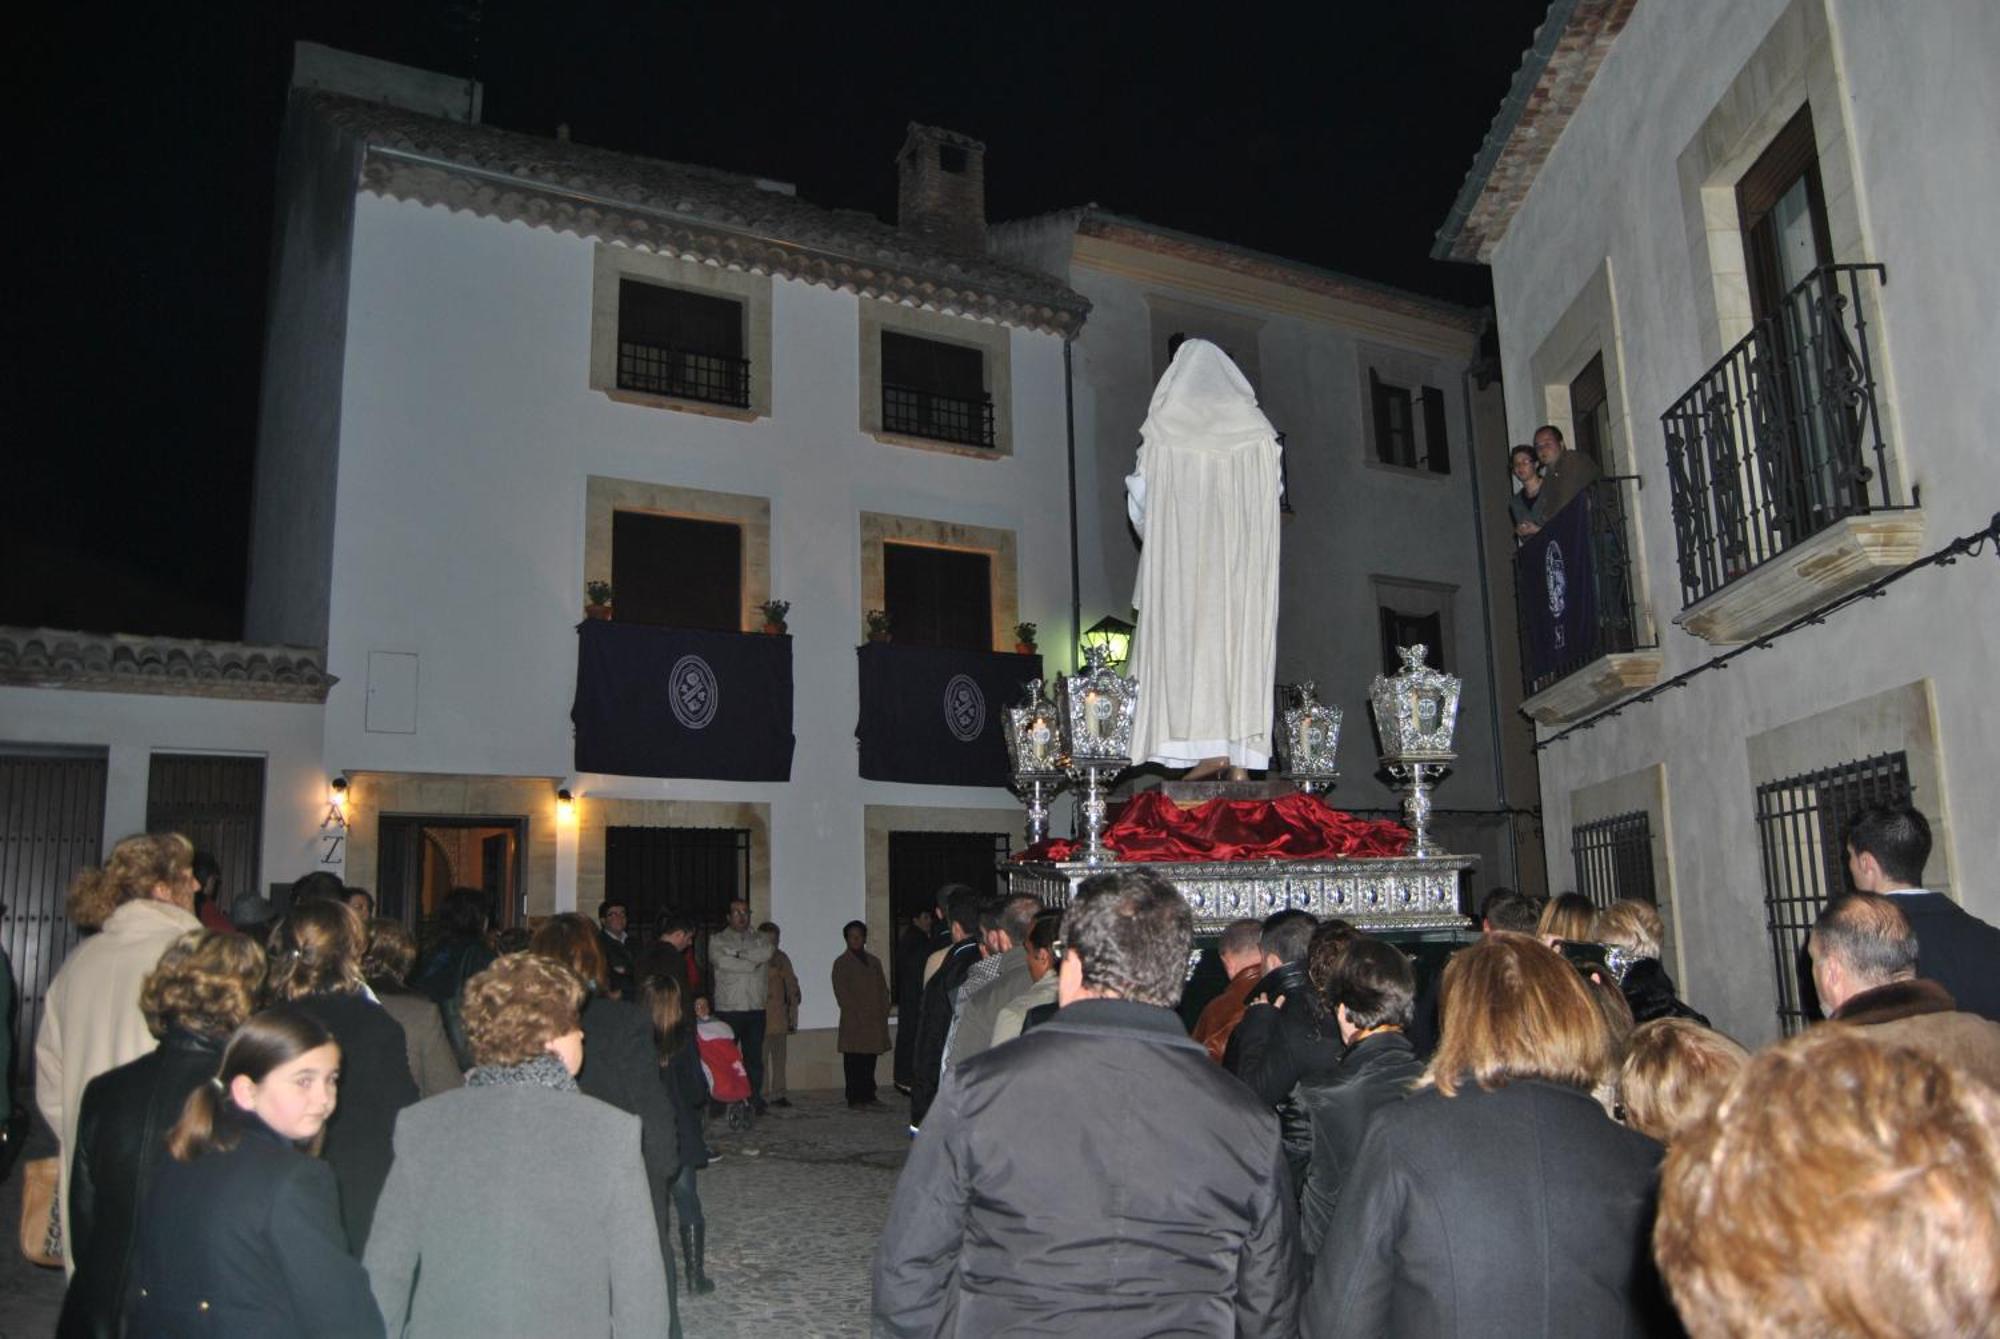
[874, 803, 2000, 1336]
[22, 835, 854, 1338]
[13, 800, 1999, 1336]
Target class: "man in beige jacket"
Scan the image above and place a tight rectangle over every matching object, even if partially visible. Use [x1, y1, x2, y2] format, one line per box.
[35, 833, 203, 1271]
[761, 921, 802, 1108]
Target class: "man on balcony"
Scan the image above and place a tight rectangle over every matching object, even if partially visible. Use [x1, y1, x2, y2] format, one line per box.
[1516, 424, 1600, 536]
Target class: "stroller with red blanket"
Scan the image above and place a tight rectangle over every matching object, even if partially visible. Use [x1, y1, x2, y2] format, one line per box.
[694, 1014, 753, 1131]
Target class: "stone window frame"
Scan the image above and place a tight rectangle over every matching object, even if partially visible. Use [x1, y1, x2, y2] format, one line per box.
[1525, 258, 1658, 646]
[1370, 574, 1458, 674]
[585, 476, 770, 631]
[1672, 0, 1907, 495]
[590, 244, 773, 422]
[1567, 763, 1686, 988]
[1745, 678, 1957, 899]
[858, 512, 1018, 652]
[857, 300, 1013, 459]
[1354, 342, 1452, 483]
[574, 797, 772, 921]
[862, 804, 1024, 972]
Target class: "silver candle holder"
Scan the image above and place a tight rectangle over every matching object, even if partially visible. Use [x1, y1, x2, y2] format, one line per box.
[1277, 680, 1343, 795]
[1368, 645, 1461, 859]
[1056, 646, 1137, 865]
[1003, 679, 1067, 846]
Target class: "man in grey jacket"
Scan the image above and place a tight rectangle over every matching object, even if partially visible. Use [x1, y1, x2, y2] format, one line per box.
[873, 869, 1299, 1336]
[709, 898, 775, 1114]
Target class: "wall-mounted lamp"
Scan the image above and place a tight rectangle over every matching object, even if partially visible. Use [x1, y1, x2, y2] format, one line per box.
[556, 787, 576, 821]
[1079, 615, 1136, 671]
[329, 775, 349, 809]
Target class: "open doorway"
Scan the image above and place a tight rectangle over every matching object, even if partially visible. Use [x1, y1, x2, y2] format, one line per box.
[376, 815, 526, 949]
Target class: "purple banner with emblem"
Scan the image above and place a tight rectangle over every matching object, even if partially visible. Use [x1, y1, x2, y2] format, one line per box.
[573, 620, 794, 780]
[1518, 495, 1597, 680]
[857, 643, 1042, 786]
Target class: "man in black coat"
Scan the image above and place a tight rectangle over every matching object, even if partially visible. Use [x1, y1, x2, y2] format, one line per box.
[907, 887, 983, 1129]
[891, 907, 937, 1092]
[1847, 805, 2000, 1022]
[597, 901, 637, 999]
[1225, 910, 1346, 1191]
[874, 869, 1298, 1337]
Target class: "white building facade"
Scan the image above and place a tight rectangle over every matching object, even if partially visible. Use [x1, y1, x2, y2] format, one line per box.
[1437, 0, 2000, 1043]
[992, 210, 1543, 896]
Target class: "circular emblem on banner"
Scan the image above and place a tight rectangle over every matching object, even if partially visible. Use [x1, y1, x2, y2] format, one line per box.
[668, 655, 720, 730]
[1544, 541, 1568, 617]
[943, 674, 986, 742]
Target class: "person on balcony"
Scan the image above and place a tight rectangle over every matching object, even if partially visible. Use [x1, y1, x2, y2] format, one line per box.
[1507, 445, 1548, 538]
[1516, 424, 1600, 537]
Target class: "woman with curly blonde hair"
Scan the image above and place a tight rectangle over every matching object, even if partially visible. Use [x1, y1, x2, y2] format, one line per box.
[366, 953, 669, 1336]
[267, 899, 416, 1254]
[60, 929, 266, 1338]
[34, 832, 202, 1273]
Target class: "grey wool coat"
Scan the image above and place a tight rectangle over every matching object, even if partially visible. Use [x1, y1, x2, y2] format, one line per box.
[364, 1084, 670, 1338]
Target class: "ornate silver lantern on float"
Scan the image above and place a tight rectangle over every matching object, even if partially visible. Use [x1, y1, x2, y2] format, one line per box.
[1368, 644, 1461, 858]
[1276, 680, 1342, 794]
[1003, 679, 1067, 846]
[1056, 645, 1137, 865]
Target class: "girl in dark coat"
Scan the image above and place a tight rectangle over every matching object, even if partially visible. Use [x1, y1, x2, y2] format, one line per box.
[531, 913, 683, 1337]
[60, 930, 266, 1339]
[267, 900, 418, 1253]
[647, 974, 717, 1296]
[127, 1006, 383, 1338]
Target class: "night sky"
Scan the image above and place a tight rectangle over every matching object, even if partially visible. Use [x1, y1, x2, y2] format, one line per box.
[7, 1, 1549, 642]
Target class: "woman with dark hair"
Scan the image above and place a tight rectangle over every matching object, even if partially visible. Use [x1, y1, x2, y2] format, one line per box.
[412, 886, 496, 1007]
[62, 931, 266, 1339]
[126, 1006, 383, 1337]
[36, 832, 204, 1273]
[365, 954, 669, 1335]
[267, 901, 417, 1253]
[1303, 934, 1670, 1336]
[646, 972, 717, 1296]
[531, 912, 683, 1333]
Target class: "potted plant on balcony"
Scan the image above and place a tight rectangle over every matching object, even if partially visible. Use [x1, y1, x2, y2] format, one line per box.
[585, 580, 614, 620]
[758, 599, 791, 635]
[865, 609, 893, 644]
[1014, 621, 1038, 655]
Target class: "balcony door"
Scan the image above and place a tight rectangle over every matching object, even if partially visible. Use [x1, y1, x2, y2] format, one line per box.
[1738, 107, 1848, 538]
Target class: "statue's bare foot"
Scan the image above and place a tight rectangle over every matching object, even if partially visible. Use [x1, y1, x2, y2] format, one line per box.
[1225, 767, 1250, 781]
[1182, 757, 1231, 781]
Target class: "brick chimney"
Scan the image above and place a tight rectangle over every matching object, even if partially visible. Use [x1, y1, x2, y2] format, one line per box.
[896, 124, 987, 252]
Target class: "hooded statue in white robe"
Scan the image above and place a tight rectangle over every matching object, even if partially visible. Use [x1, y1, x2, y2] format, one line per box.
[1123, 338, 1281, 769]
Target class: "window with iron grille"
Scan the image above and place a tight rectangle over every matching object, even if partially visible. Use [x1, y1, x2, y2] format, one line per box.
[1571, 810, 1656, 911]
[616, 279, 750, 408]
[604, 825, 752, 934]
[886, 830, 1011, 1001]
[1753, 750, 1912, 1035]
[881, 331, 994, 448]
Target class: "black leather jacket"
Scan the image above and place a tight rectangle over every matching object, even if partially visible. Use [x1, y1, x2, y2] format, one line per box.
[61, 1029, 224, 1339]
[1294, 1029, 1425, 1261]
[1225, 961, 1346, 1191]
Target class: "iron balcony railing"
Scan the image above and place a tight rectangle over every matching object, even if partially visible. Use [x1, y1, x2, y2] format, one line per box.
[1661, 263, 1902, 607]
[1516, 474, 1654, 699]
[616, 339, 751, 408]
[883, 383, 997, 448]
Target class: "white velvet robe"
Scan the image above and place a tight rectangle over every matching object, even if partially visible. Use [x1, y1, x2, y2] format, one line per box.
[1124, 339, 1281, 768]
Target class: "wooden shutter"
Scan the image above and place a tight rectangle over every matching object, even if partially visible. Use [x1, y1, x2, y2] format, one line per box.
[1421, 386, 1450, 475]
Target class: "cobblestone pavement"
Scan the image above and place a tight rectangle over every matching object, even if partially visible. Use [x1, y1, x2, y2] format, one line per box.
[0, 1090, 910, 1339]
[681, 1091, 911, 1337]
